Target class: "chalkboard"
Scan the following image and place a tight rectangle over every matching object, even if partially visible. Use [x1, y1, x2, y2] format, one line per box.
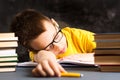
[0, 0, 120, 62]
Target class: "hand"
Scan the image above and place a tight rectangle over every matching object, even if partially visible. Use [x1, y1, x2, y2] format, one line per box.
[32, 50, 66, 77]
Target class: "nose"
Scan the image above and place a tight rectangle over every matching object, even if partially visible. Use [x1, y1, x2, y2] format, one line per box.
[52, 42, 62, 53]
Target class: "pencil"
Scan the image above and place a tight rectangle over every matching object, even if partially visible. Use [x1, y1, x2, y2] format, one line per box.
[61, 72, 83, 77]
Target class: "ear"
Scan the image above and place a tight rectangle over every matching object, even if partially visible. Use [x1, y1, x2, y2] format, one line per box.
[51, 18, 59, 28]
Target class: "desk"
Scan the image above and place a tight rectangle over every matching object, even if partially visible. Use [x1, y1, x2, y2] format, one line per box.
[0, 67, 120, 80]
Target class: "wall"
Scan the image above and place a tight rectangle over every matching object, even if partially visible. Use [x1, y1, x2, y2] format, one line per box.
[0, 0, 120, 61]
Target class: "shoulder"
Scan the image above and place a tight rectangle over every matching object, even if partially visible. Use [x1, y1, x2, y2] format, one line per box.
[61, 27, 81, 33]
[62, 27, 94, 35]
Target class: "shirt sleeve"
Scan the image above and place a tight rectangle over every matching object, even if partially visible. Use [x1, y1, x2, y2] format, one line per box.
[29, 51, 35, 61]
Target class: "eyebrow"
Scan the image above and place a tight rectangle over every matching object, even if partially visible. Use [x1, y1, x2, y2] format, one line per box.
[30, 28, 59, 52]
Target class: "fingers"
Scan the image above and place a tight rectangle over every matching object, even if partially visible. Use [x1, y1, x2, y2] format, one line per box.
[32, 50, 66, 77]
[41, 60, 54, 76]
[32, 64, 47, 77]
[49, 60, 61, 77]
[32, 61, 66, 77]
[58, 63, 67, 73]
[32, 60, 59, 77]
[32, 61, 54, 77]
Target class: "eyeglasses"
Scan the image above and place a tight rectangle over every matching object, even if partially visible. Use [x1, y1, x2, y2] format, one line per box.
[28, 29, 63, 52]
[43, 29, 63, 51]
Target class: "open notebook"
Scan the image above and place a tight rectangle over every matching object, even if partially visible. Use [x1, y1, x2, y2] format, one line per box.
[17, 53, 98, 67]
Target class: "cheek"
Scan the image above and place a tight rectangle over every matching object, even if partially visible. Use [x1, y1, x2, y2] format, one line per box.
[60, 35, 67, 50]
[51, 36, 67, 54]
[62, 35, 67, 46]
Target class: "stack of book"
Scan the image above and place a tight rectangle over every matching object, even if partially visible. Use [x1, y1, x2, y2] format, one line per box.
[0, 33, 18, 72]
[94, 33, 120, 72]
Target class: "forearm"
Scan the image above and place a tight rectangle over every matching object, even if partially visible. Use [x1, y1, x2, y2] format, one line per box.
[33, 50, 57, 63]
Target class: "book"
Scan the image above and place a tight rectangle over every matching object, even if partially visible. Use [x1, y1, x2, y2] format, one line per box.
[0, 33, 15, 38]
[0, 57, 18, 62]
[0, 54, 17, 58]
[0, 53, 17, 58]
[95, 40, 120, 48]
[0, 48, 16, 53]
[94, 33, 120, 40]
[94, 48, 120, 54]
[0, 37, 18, 41]
[0, 41, 18, 48]
[17, 53, 97, 67]
[94, 33, 120, 48]
[57, 53, 95, 66]
[0, 62, 17, 66]
[0, 67, 16, 72]
[0, 48, 16, 55]
[0, 32, 18, 72]
[94, 33, 120, 72]
[100, 65, 120, 72]
[95, 54, 120, 65]
[17, 61, 37, 67]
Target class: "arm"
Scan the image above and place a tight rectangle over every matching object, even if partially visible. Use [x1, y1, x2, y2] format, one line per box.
[32, 50, 66, 77]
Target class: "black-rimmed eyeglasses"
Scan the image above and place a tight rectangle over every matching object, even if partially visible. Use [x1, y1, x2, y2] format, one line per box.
[43, 29, 63, 51]
[29, 29, 63, 52]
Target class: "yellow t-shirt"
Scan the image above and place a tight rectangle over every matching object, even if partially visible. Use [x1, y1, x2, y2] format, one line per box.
[29, 27, 96, 60]
[56, 27, 96, 58]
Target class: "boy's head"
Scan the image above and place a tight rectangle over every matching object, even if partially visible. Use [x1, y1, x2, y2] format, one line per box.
[11, 9, 50, 46]
[11, 9, 67, 55]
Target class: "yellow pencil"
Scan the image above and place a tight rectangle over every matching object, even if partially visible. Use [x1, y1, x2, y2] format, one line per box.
[61, 72, 83, 77]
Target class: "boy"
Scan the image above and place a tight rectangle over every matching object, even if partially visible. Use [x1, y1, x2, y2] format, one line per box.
[10, 9, 96, 77]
